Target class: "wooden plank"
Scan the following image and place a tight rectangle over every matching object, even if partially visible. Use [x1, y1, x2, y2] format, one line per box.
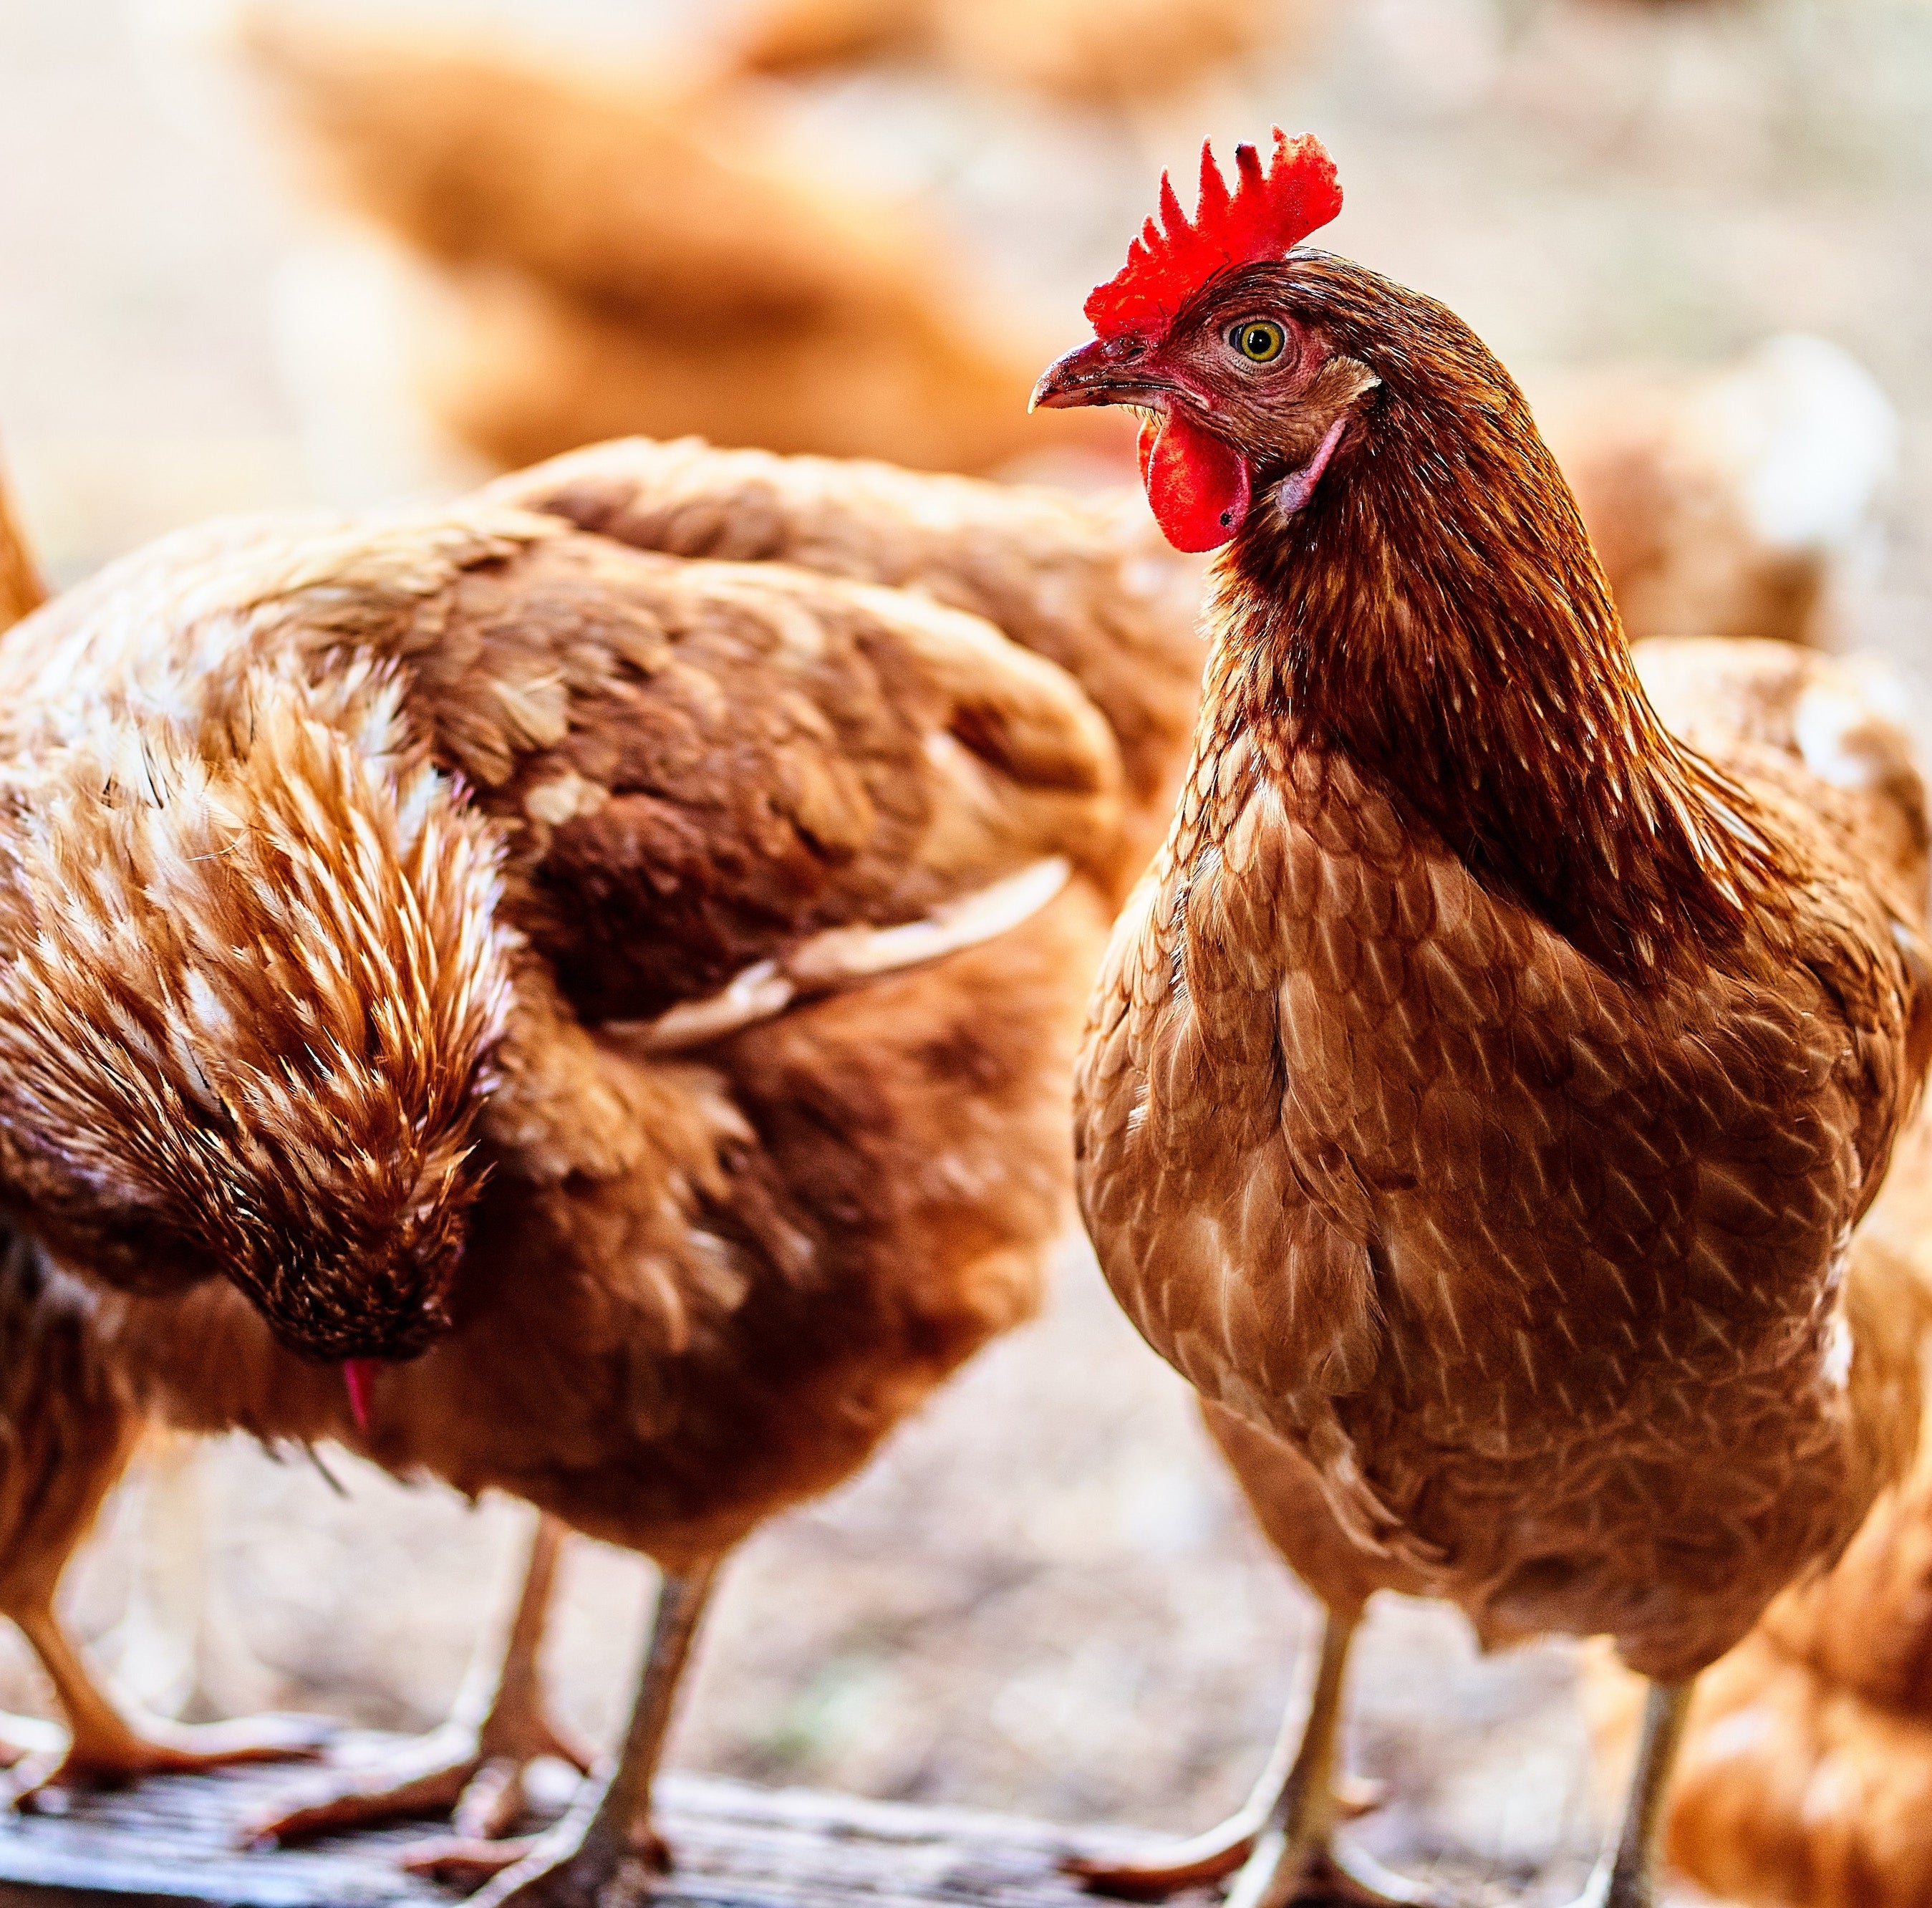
[0, 1734, 1177, 1908]
[0, 1731, 1734, 1907]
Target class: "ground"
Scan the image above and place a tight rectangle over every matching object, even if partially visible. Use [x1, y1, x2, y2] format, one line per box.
[1, 0, 1928, 1900]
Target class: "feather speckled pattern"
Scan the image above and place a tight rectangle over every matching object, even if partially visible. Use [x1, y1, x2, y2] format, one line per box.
[1083, 640, 1926, 1680]
[1063, 251, 1932, 1690]
[1583, 1098, 1932, 1908]
[0, 438, 1202, 1641]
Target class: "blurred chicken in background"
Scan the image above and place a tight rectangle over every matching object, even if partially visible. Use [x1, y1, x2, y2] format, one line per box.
[240, 8, 1132, 503]
[728, 0, 1321, 112]
[235, 8, 1903, 672]
[1535, 335, 1900, 652]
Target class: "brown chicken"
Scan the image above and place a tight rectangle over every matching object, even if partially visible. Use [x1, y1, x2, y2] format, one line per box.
[0, 435, 1203, 1898]
[730, 0, 1320, 112]
[1584, 1096, 1932, 1908]
[1033, 132, 1932, 1908]
[1535, 335, 1900, 652]
[243, 11, 1128, 484]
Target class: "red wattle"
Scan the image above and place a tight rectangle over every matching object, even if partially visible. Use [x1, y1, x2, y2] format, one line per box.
[1138, 413, 1252, 553]
[342, 1358, 377, 1432]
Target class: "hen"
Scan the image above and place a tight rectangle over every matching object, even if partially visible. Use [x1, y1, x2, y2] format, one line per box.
[0, 436, 1203, 1898]
[1035, 132, 1932, 1908]
[244, 11, 1126, 490]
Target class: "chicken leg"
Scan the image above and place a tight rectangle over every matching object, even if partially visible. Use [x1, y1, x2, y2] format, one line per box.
[434, 1560, 719, 1908]
[7, 1601, 327, 1806]
[248, 1513, 590, 1853]
[1068, 1609, 1439, 1907]
[1564, 1678, 1691, 1908]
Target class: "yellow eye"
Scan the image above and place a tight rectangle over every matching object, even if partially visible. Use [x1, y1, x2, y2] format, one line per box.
[1231, 319, 1286, 363]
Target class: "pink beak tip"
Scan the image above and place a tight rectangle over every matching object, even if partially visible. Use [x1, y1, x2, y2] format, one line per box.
[342, 1358, 377, 1432]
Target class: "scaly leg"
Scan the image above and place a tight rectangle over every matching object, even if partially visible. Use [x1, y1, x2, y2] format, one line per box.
[1563, 1678, 1691, 1908]
[433, 1561, 720, 1908]
[1069, 1609, 1439, 1907]
[9, 1604, 327, 1806]
[248, 1513, 590, 1851]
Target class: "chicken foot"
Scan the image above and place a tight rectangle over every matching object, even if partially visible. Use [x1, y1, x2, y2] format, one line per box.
[1068, 1608, 1439, 1907]
[1564, 1677, 1691, 1908]
[7, 1602, 327, 1806]
[435, 1559, 720, 1908]
[248, 1513, 590, 1852]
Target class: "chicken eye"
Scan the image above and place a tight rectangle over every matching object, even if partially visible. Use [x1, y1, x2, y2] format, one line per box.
[1230, 319, 1286, 364]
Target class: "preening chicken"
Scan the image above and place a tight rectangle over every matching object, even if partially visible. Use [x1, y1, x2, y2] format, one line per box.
[730, 0, 1320, 113]
[1584, 1096, 1932, 1908]
[1535, 335, 1900, 652]
[0, 436, 1204, 1897]
[243, 11, 1126, 487]
[1034, 133, 1932, 1908]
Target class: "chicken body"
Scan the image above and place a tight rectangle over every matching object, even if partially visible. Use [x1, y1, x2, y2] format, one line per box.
[1082, 627, 1926, 1675]
[0, 462, 43, 632]
[246, 14, 1127, 488]
[0, 438, 1202, 1887]
[1585, 1092, 1932, 1908]
[1039, 223, 1931, 1907]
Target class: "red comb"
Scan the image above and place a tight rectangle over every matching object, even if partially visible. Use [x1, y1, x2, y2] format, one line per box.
[1086, 130, 1341, 340]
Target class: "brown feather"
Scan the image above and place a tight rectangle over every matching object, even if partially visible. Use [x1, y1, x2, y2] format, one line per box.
[1073, 253, 1932, 1684]
[0, 440, 1202, 1690]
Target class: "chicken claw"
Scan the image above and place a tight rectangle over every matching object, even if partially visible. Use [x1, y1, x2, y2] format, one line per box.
[5, 1606, 328, 1809]
[464, 1562, 717, 1908]
[397, 1832, 549, 1889]
[1067, 1612, 1442, 1908]
[246, 1516, 589, 1852]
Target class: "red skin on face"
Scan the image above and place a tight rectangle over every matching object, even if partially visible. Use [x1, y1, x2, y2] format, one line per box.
[1139, 412, 1253, 552]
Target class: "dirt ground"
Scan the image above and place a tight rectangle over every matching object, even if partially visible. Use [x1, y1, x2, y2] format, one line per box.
[2, 0, 1929, 1900]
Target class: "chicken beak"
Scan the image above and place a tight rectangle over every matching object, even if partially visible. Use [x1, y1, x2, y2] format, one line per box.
[1031, 337, 1156, 413]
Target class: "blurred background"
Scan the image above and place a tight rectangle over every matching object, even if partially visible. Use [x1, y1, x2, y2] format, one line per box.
[1, 0, 1929, 1900]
